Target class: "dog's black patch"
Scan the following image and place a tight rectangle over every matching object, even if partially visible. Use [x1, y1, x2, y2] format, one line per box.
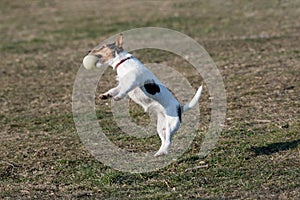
[177, 105, 182, 123]
[144, 80, 160, 95]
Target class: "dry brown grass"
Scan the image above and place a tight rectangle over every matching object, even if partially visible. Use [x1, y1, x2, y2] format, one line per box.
[1, 0, 299, 199]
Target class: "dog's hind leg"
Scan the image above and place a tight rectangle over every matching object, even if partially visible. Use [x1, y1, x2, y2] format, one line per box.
[155, 116, 181, 156]
[154, 112, 167, 157]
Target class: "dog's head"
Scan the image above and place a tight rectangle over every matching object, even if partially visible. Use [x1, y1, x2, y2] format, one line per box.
[92, 34, 124, 64]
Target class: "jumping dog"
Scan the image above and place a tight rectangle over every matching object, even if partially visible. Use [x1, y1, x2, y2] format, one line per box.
[86, 34, 202, 156]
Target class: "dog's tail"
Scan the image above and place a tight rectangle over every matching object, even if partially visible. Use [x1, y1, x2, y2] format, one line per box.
[182, 86, 203, 113]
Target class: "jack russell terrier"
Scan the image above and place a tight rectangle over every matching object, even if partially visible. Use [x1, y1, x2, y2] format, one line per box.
[83, 34, 202, 156]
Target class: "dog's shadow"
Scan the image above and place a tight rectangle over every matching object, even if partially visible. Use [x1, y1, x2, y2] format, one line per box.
[250, 139, 300, 156]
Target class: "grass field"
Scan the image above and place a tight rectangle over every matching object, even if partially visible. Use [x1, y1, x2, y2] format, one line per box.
[1, 0, 299, 199]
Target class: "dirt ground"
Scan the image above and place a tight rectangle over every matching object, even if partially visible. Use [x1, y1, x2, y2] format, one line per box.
[1, 0, 299, 199]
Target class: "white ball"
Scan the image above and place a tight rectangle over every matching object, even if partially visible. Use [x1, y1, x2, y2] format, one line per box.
[82, 55, 99, 70]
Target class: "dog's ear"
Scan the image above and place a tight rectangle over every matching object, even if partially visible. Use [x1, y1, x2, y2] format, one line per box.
[115, 34, 123, 48]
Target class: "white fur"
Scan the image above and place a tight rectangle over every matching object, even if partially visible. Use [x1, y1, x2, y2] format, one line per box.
[100, 51, 202, 156]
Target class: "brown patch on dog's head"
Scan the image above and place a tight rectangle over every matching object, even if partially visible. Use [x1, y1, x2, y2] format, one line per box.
[90, 45, 114, 63]
[89, 34, 124, 64]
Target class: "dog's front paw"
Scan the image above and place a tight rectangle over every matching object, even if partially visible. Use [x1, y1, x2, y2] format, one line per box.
[98, 94, 111, 100]
[113, 96, 122, 101]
